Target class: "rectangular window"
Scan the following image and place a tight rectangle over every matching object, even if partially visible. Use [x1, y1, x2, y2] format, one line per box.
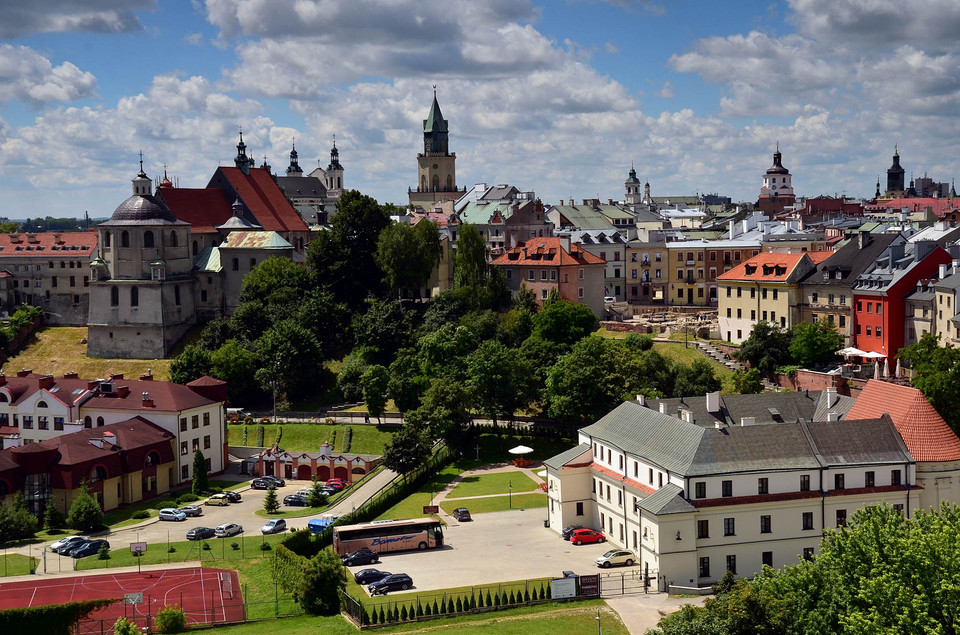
[760, 515, 772, 534]
[877, 304, 882, 314]
[54, 417, 64, 431]
[699, 557, 710, 578]
[658, 473, 663, 487]
[726, 287, 731, 297]
[22, 416, 33, 429]
[527, 270, 535, 281]
[695, 482, 706, 499]
[203, 435, 211, 450]
[722, 480, 732, 497]
[876, 326, 882, 337]
[618, 490, 623, 507]
[191, 415, 199, 429]
[834, 473, 845, 490]
[576, 502, 584, 516]
[758, 478, 769, 495]
[865, 471, 875, 487]
[578, 287, 584, 298]
[803, 547, 815, 560]
[726, 308, 732, 318]
[203, 412, 210, 426]
[866, 326, 872, 336]
[697, 519, 709, 539]
[893, 504, 904, 515]
[800, 475, 810, 491]
[723, 518, 735, 536]
[726, 555, 737, 574]
[762, 551, 773, 568]
[181, 465, 189, 480]
[837, 509, 847, 527]
[773, 289, 778, 300]
[192, 438, 199, 452]
[751, 287, 756, 299]
[180, 418, 187, 432]
[867, 303, 872, 313]
[38, 416, 48, 430]
[180, 441, 188, 455]
[540, 270, 547, 280]
[737, 308, 742, 318]
[579, 268, 584, 279]
[802, 512, 814, 530]
[891, 469, 902, 485]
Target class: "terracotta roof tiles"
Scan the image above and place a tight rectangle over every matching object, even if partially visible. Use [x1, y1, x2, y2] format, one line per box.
[490, 237, 605, 267]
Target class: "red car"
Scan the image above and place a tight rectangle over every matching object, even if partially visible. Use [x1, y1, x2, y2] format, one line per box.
[325, 479, 346, 491]
[570, 528, 606, 545]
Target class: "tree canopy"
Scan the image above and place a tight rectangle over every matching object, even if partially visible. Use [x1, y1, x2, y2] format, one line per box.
[735, 321, 794, 372]
[790, 321, 843, 368]
[453, 223, 488, 289]
[375, 220, 441, 299]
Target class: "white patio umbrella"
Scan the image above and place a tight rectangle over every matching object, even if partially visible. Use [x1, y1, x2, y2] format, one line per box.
[883, 358, 890, 378]
[537, 470, 548, 478]
[509, 445, 534, 456]
[861, 351, 886, 359]
[874, 361, 880, 380]
[837, 347, 867, 358]
[895, 358, 902, 378]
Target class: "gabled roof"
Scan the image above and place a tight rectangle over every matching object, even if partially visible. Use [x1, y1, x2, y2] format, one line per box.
[490, 237, 605, 267]
[208, 167, 309, 234]
[799, 233, 898, 287]
[547, 204, 618, 231]
[275, 176, 327, 199]
[157, 188, 233, 235]
[193, 246, 221, 272]
[544, 443, 591, 470]
[0, 232, 97, 258]
[846, 380, 960, 461]
[637, 483, 696, 515]
[717, 252, 829, 283]
[648, 391, 821, 428]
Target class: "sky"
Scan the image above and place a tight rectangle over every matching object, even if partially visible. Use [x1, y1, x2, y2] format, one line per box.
[0, 0, 959, 220]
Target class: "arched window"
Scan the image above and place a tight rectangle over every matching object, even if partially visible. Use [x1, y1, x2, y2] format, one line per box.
[446, 175, 453, 191]
[90, 465, 107, 482]
[432, 175, 440, 191]
[121, 231, 130, 248]
[170, 231, 178, 247]
[84, 416, 92, 428]
[96, 416, 104, 427]
[143, 230, 154, 248]
[0, 393, 7, 403]
[103, 232, 111, 248]
[420, 176, 427, 191]
[130, 286, 138, 307]
[192, 241, 198, 256]
[36, 400, 47, 408]
[144, 451, 160, 467]
[110, 286, 119, 307]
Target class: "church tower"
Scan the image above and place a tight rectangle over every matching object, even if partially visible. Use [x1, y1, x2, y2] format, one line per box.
[757, 144, 796, 214]
[325, 137, 344, 195]
[885, 146, 905, 197]
[409, 88, 461, 207]
[285, 140, 303, 177]
[624, 165, 642, 205]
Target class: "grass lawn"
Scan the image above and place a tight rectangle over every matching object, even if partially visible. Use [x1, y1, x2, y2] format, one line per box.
[76, 533, 290, 571]
[440, 494, 546, 515]
[652, 342, 736, 393]
[2, 326, 174, 380]
[345, 574, 554, 607]
[227, 423, 393, 455]
[446, 471, 541, 499]
[223, 557, 302, 620]
[0, 553, 37, 576]
[185, 600, 624, 635]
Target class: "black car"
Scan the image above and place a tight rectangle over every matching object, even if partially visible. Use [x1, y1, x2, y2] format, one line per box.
[561, 524, 584, 540]
[69, 539, 109, 558]
[368, 573, 413, 595]
[354, 568, 391, 585]
[186, 526, 216, 541]
[452, 507, 471, 521]
[321, 485, 339, 495]
[283, 494, 309, 507]
[263, 475, 286, 487]
[341, 547, 380, 566]
[224, 490, 242, 503]
[251, 478, 271, 490]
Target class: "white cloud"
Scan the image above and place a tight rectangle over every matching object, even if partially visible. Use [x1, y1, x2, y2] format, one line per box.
[655, 81, 675, 98]
[0, 0, 151, 38]
[0, 45, 97, 107]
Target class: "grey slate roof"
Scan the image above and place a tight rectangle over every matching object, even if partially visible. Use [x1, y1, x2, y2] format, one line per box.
[812, 393, 855, 422]
[579, 401, 704, 474]
[805, 416, 912, 466]
[637, 483, 696, 515]
[686, 423, 821, 476]
[647, 391, 821, 428]
[798, 232, 898, 287]
[543, 443, 591, 471]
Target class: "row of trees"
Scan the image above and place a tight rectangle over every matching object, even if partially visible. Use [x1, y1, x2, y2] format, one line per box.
[651, 503, 960, 634]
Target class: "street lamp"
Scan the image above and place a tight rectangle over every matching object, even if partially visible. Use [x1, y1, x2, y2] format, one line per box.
[509, 481, 513, 509]
[596, 608, 602, 635]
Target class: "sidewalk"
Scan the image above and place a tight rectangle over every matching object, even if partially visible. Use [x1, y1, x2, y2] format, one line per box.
[604, 593, 706, 634]
[327, 467, 399, 517]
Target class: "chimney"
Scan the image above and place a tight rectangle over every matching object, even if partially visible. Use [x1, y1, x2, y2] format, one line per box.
[110, 373, 124, 380]
[140, 370, 154, 381]
[636, 394, 646, 406]
[729, 220, 735, 239]
[87, 380, 99, 390]
[953, 260, 959, 276]
[705, 391, 721, 412]
[825, 386, 837, 408]
[117, 385, 130, 398]
[62, 372, 79, 379]
[557, 235, 571, 253]
[38, 375, 55, 390]
[659, 402, 667, 414]
[940, 264, 948, 279]
[142, 392, 154, 408]
[17, 369, 31, 377]
[27, 234, 38, 243]
[680, 409, 694, 424]
[569, 199, 575, 206]
[826, 412, 841, 422]
[319, 442, 331, 458]
[714, 422, 722, 430]
[740, 416, 756, 427]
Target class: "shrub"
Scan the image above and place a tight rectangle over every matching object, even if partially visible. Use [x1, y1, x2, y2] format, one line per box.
[43, 505, 65, 532]
[175, 493, 200, 504]
[455, 597, 463, 612]
[256, 424, 265, 447]
[113, 616, 139, 635]
[400, 604, 408, 621]
[242, 425, 248, 445]
[485, 591, 492, 607]
[167, 546, 176, 553]
[131, 510, 150, 520]
[365, 607, 374, 624]
[424, 602, 432, 616]
[154, 605, 186, 633]
[202, 543, 211, 551]
[230, 542, 239, 551]
[477, 592, 484, 608]
[378, 607, 386, 624]
[342, 427, 353, 452]
[97, 543, 110, 560]
[259, 542, 271, 551]
[432, 600, 439, 615]
[67, 482, 103, 532]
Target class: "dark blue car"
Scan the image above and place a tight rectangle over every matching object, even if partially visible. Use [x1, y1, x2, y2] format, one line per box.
[69, 539, 110, 558]
[354, 568, 391, 585]
[368, 573, 413, 595]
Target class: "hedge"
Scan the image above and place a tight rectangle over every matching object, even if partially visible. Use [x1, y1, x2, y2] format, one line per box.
[0, 599, 116, 635]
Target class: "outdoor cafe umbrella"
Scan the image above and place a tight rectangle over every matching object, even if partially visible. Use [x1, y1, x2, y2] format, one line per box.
[874, 360, 880, 380]
[509, 445, 534, 456]
[895, 358, 902, 378]
[883, 358, 890, 378]
[837, 347, 867, 358]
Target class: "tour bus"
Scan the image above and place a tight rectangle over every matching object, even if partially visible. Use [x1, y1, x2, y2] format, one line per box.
[332, 518, 444, 555]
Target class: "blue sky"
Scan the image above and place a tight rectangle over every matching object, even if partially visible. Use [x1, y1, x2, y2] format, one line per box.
[0, 0, 958, 219]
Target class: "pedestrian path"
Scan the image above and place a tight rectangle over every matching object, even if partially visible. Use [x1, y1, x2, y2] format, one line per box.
[433, 463, 546, 519]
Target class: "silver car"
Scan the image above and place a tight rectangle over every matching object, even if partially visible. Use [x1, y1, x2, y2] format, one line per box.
[215, 523, 243, 537]
[596, 549, 636, 568]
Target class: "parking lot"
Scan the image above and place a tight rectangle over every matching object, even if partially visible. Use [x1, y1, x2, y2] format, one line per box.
[344, 508, 621, 594]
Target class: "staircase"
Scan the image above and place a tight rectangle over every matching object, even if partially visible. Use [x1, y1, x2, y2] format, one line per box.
[696, 341, 779, 392]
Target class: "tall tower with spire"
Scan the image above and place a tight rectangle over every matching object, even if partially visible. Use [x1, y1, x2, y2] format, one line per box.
[409, 87, 461, 207]
[885, 145, 905, 197]
[757, 143, 796, 215]
[624, 164, 642, 206]
[285, 140, 303, 177]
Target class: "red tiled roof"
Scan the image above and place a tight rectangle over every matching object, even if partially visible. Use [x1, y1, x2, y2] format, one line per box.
[694, 490, 822, 508]
[866, 198, 960, 218]
[490, 237, 605, 267]
[157, 188, 233, 235]
[0, 232, 97, 258]
[717, 251, 830, 282]
[589, 462, 656, 495]
[846, 379, 960, 461]
[210, 167, 308, 233]
[0, 373, 219, 411]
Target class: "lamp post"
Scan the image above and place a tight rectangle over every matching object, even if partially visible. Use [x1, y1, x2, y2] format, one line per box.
[509, 481, 513, 509]
[596, 608, 602, 635]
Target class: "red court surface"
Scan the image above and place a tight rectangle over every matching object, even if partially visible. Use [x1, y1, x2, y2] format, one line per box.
[0, 567, 245, 629]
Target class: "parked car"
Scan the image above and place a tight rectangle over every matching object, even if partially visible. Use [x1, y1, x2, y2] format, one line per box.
[261, 519, 287, 535]
[321, 485, 339, 495]
[180, 505, 203, 517]
[604, 296, 616, 304]
[596, 549, 636, 568]
[223, 490, 242, 503]
[283, 494, 309, 507]
[368, 573, 413, 595]
[260, 475, 286, 487]
[452, 507, 471, 521]
[561, 525, 584, 540]
[341, 547, 380, 566]
[50, 535, 85, 554]
[205, 493, 230, 506]
[354, 568, 391, 585]
[570, 528, 605, 545]
[186, 527, 216, 541]
[324, 479, 345, 491]
[215, 523, 243, 538]
[251, 478, 272, 490]
[69, 539, 109, 558]
[158, 508, 187, 522]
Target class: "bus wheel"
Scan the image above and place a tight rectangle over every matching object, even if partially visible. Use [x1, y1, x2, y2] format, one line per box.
[418, 542, 427, 550]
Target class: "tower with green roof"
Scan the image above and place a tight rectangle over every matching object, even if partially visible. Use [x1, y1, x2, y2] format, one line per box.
[410, 87, 461, 207]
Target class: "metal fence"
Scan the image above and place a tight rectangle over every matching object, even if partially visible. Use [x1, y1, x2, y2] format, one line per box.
[74, 598, 303, 634]
[599, 568, 659, 596]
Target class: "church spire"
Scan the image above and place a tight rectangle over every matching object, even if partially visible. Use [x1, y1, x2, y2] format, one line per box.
[286, 137, 303, 176]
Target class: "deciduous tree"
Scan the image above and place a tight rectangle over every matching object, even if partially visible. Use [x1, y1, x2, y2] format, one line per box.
[361, 365, 390, 423]
[453, 223, 488, 289]
[735, 321, 793, 372]
[381, 424, 430, 480]
[296, 550, 347, 615]
[67, 481, 103, 532]
[789, 322, 843, 368]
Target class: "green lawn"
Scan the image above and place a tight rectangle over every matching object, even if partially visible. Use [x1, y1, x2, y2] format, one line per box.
[447, 471, 541, 499]
[186, 600, 624, 635]
[440, 494, 546, 515]
[227, 424, 393, 455]
[653, 342, 736, 393]
[0, 553, 37, 576]
[223, 558, 302, 620]
[76, 533, 290, 571]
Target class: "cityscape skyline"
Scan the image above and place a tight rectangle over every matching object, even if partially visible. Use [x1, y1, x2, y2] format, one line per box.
[0, 1, 958, 219]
